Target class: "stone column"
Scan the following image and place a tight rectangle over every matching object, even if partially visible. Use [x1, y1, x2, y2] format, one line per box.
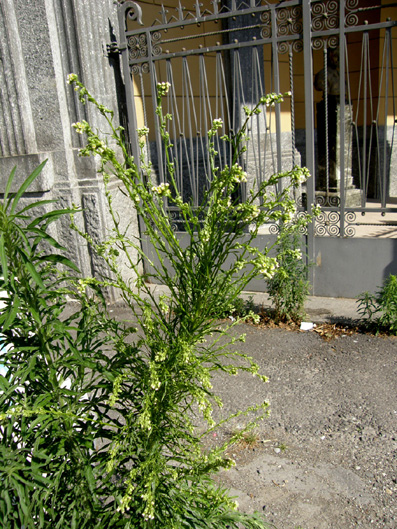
[0, 0, 141, 298]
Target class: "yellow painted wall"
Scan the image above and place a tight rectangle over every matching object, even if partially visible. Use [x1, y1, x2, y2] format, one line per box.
[126, 1, 396, 136]
[380, 0, 397, 127]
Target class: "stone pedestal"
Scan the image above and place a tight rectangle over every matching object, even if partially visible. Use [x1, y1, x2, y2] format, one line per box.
[316, 97, 360, 206]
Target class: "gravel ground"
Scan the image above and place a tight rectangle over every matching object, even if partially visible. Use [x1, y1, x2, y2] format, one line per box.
[205, 323, 397, 529]
[108, 297, 396, 529]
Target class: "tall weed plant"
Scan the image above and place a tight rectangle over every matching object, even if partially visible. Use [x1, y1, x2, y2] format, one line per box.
[267, 220, 313, 323]
[0, 75, 317, 528]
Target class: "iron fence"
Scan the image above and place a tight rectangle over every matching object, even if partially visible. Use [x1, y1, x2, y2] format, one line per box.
[116, 0, 397, 296]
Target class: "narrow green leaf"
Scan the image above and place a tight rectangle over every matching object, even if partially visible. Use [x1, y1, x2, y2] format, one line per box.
[2, 295, 20, 331]
[0, 234, 9, 283]
[29, 228, 66, 252]
[84, 464, 96, 494]
[4, 166, 16, 202]
[17, 199, 57, 216]
[15, 484, 29, 517]
[10, 160, 47, 215]
[27, 208, 77, 229]
[13, 223, 32, 250]
[22, 259, 44, 289]
[37, 254, 80, 273]
[2, 490, 12, 516]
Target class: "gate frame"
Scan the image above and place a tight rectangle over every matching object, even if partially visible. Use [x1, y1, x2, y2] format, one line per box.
[116, 0, 397, 298]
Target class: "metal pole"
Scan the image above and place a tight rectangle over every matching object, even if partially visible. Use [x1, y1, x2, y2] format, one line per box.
[302, 0, 316, 290]
[339, 1, 346, 238]
[382, 28, 391, 210]
[270, 4, 282, 177]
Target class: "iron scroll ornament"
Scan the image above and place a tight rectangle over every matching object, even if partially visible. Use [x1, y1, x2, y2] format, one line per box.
[128, 32, 162, 61]
[119, 1, 143, 30]
[314, 210, 357, 237]
[311, 0, 359, 49]
[260, 5, 303, 41]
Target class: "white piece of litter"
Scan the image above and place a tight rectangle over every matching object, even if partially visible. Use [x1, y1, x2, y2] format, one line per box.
[300, 322, 314, 331]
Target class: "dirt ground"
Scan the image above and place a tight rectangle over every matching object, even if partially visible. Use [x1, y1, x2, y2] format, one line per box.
[205, 322, 397, 529]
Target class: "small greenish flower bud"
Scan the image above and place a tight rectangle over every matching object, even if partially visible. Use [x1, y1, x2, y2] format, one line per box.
[151, 182, 171, 197]
[137, 126, 150, 137]
[72, 121, 89, 134]
[311, 203, 322, 216]
[67, 73, 78, 84]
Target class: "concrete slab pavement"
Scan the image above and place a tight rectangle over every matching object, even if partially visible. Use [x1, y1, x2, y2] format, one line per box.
[140, 284, 362, 325]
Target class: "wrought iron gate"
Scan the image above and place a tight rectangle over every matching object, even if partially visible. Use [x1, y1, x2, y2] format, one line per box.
[116, 0, 397, 297]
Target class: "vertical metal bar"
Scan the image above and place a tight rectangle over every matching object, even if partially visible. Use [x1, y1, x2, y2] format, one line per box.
[262, 42, 271, 188]
[232, 49, 238, 146]
[344, 43, 355, 200]
[361, 31, 368, 207]
[217, 51, 233, 167]
[166, 60, 184, 197]
[199, 54, 213, 184]
[339, 4, 346, 238]
[232, 49, 246, 163]
[302, 0, 315, 289]
[366, 39, 375, 203]
[288, 44, 296, 169]
[215, 52, 228, 170]
[147, 31, 165, 186]
[354, 38, 364, 194]
[323, 45, 329, 193]
[271, 4, 282, 175]
[253, 46, 265, 190]
[381, 28, 391, 210]
[181, 57, 199, 204]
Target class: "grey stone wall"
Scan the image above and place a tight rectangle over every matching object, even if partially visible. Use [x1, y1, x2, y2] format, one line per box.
[0, 0, 141, 299]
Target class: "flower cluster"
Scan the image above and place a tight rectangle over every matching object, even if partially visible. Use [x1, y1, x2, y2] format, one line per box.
[200, 227, 210, 243]
[220, 164, 247, 185]
[149, 361, 161, 391]
[282, 201, 297, 223]
[230, 163, 248, 183]
[254, 255, 279, 279]
[243, 104, 262, 117]
[67, 73, 78, 84]
[151, 182, 171, 197]
[154, 347, 167, 363]
[158, 295, 169, 314]
[80, 136, 108, 157]
[137, 408, 152, 431]
[72, 121, 90, 135]
[260, 92, 285, 107]
[311, 203, 322, 216]
[259, 91, 291, 108]
[137, 126, 149, 138]
[108, 374, 124, 407]
[287, 248, 303, 260]
[157, 81, 171, 97]
[236, 203, 260, 222]
[208, 118, 223, 142]
[290, 166, 310, 186]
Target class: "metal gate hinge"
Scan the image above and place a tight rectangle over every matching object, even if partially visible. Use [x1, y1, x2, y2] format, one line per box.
[106, 42, 127, 56]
